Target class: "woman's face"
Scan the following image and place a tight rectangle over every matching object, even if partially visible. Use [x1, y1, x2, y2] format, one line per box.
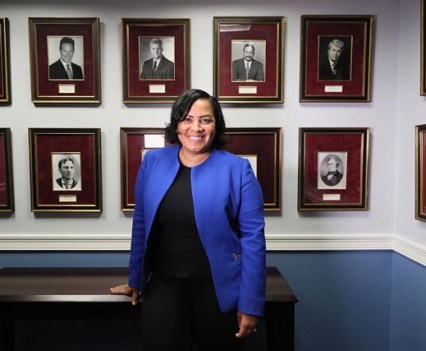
[177, 98, 216, 156]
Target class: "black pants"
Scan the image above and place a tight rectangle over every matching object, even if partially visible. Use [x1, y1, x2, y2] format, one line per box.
[141, 274, 245, 351]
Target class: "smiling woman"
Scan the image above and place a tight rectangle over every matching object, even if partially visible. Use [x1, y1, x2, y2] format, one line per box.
[176, 99, 216, 167]
[111, 88, 266, 351]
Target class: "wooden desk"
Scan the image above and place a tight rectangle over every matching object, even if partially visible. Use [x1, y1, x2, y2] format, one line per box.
[0, 266, 297, 351]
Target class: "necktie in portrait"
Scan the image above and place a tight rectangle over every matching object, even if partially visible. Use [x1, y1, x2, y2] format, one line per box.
[66, 64, 73, 79]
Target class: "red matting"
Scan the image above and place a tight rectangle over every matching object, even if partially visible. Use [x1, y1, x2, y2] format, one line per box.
[35, 133, 96, 205]
[127, 25, 186, 97]
[125, 133, 146, 206]
[219, 23, 278, 97]
[421, 130, 426, 215]
[0, 57, 3, 96]
[226, 132, 277, 206]
[0, 31, 4, 98]
[0, 134, 5, 205]
[305, 22, 367, 96]
[35, 24, 95, 97]
[303, 132, 363, 204]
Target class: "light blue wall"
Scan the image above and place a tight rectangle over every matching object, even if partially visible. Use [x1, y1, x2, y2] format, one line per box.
[4, 250, 421, 351]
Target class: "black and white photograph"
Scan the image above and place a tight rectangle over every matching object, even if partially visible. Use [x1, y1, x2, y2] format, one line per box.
[48, 36, 84, 80]
[51, 153, 82, 191]
[318, 36, 351, 81]
[231, 40, 266, 82]
[139, 37, 175, 80]
[317, 152, 347, 189]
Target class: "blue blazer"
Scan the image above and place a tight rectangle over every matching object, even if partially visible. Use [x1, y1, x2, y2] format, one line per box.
[128, 145, 266, 316]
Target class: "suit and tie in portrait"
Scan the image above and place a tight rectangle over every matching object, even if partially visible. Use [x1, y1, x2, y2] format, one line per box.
[139, 38, 175, 80]
[49, 60, 83, 80]
[48, 36, 84, 80]
[318, 154, 346, 189]
[140, 56, 174, 80]
[231, 43, 265, 81]
[232, 58, 264, 81]
[53, 156, 81, 191]
[55, 177, 79, 190]
[321, 170, 343, 186]
[318, 38, 350, 81]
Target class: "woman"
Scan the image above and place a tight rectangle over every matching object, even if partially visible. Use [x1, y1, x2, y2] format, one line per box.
[112, 89, 266, 351]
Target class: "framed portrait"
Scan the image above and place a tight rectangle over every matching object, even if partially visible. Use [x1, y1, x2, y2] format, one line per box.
[29, 128, 102, 212]
[120, 128, 167, 211]
[300, 15, 374, 102]
[422, 1, 426, 95]
[213, 17, 285, 104]
[122, 18, 190, 104]
[0, 128, 14, 212]
[0, 18, 11, 105]
[416, 125, 426, 221]
[226, 128, 282, 211]
[298, 128, 370, 211]
[28, 17, 101, 105]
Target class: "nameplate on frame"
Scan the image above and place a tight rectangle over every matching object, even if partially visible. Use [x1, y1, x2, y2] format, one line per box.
[59, 195, 77, 203]
[322, 194, 341, 201]
[58, 84, 76, 94]
[149, 85, 166, 94]
[238, 86, 257, 94]
[324, 85, 343, 93]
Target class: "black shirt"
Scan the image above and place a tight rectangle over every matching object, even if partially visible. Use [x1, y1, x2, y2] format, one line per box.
[154, 165, 211, 277]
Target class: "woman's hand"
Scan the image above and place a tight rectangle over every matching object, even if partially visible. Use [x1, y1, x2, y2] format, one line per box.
[235, 312, 259, 338]
[110, 284, 132, 296]
[110, 284, 141, 305]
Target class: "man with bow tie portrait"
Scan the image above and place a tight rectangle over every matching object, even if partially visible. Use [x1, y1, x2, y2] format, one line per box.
[318, 38, 350, 81]
[318, 153, 346, 189]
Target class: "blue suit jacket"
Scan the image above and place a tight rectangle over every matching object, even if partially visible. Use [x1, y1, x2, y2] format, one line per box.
[128, 145, 266, 316]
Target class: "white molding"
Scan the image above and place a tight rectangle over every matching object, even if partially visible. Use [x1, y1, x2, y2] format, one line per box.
[265, 234, 394, 251]
[392, 235, 426, 267]
[0, 234, 131, 251]
[1, 233, 425, 267]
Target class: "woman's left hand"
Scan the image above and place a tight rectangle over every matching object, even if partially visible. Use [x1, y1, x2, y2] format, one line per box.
[235, 312, 259, 338]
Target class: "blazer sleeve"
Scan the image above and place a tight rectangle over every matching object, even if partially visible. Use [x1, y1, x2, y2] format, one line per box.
[237, 159, 266, 316]
[128, 156, 148, 289]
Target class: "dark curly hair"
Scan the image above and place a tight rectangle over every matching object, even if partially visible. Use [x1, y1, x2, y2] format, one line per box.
[164, 89, 227, 149]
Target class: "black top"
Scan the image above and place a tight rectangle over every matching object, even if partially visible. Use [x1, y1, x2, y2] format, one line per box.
[153, 165, 211, 278]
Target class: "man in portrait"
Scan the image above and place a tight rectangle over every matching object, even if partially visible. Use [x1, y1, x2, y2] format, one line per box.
[49, 37, 84, 80]
[318, 38, 350, 81]
[54, 156, 80, 190]
[232, 43, 264, 81]
[140, 38, 174, 80]
[320, 155, 344, 187]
